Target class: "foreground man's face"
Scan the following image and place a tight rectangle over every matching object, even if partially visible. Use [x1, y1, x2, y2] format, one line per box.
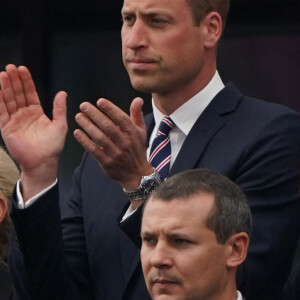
[141, 193, 230, 300]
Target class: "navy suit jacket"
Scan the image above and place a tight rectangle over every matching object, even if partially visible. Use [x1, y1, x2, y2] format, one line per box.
[283, 261, 300, 299]
[0, 261, 14, 300]
[10, 84, 300, 300]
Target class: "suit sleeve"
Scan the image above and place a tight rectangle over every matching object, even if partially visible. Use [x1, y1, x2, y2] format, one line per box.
[9, 152, 94, 300]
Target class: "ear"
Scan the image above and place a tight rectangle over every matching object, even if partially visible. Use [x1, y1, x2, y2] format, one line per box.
[225, 232, 249, 268]
[0, 194, 8, 223]
[201, 11, 223, 49]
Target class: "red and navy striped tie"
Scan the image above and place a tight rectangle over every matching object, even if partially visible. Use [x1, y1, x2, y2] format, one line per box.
[149, 117, 175, 179]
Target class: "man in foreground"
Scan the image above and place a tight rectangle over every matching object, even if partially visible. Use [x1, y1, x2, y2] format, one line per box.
[0, 0, 299, 299]
[141, 169, 251, 300]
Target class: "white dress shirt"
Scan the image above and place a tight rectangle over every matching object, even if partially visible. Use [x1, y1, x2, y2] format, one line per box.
[237, 290, 243, 300]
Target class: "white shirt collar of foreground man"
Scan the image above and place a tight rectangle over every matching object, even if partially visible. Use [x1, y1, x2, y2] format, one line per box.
[237, 290, 243, 299]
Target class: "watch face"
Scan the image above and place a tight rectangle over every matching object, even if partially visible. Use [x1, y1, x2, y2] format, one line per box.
[142, 178, 158, 194]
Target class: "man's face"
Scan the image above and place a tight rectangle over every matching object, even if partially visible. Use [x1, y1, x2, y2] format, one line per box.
[121, 0, 207, 95]
[141, 193, 230, 300]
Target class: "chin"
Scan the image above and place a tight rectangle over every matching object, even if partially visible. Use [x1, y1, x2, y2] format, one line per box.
[128, 72, 162, 93]
[130, 80, 155, 93]
[152, 294, 182, 300]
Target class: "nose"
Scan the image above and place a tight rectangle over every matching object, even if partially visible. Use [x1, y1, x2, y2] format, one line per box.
[123, 19, 148, 50]
[149, 241, 172, 269]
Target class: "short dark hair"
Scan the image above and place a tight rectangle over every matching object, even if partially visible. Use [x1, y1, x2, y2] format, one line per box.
[187, 0, 230, 31]
[146, 168, 251, 244]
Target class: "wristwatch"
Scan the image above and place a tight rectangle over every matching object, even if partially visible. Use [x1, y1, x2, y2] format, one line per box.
[123, 168, 162, 201]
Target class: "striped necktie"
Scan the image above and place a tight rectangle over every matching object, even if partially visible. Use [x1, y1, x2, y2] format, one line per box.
[149, 117, 175, 179]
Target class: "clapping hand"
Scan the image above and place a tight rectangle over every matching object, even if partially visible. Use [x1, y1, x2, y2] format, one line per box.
[0, 64, 68, 200]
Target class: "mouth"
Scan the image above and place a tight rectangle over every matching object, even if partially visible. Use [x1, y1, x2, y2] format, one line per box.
[126, 58, 157, 71]
[152, 278, 179, 288]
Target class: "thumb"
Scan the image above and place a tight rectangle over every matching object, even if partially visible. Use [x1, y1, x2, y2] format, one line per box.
[130, 97, 145, 128]
[53, 91, 68, 132]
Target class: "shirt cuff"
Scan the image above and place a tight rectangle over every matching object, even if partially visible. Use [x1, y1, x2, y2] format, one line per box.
[16, 178, 58, 209]
[121, 204, 137, 222]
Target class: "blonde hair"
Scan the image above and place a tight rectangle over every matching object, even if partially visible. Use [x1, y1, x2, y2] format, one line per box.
[0, 147, 19, 260]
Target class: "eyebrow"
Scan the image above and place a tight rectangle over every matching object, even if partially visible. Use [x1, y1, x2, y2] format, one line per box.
[166, 232, 191, 240]
[141, 230, 154, 237]
[121, 8, 130, 15]
[141, 230, 191, 239]
[121, 7, 171, 16]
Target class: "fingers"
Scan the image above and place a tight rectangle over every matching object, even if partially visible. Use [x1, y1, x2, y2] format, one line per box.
[76, 98, 146, 152]
[18, 65, 40, 106]
[75, 98, 149, 187]
[75, 107, 116, 154]
[6, 64, 26, 108]
[0, 70, 18, 114]
[0, 64, 40, 116]
[96, 98, 137, 134]
[0, 90, 9, 127]
[130, 97, 145, 128]
[73, 128, 109, 162]
[53, 91, 68, 134]
[79, 101, 125, 144]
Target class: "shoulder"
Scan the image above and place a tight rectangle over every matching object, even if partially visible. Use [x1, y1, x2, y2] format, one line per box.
[215, 83, 300, 131]
[221, 83, 299, 117]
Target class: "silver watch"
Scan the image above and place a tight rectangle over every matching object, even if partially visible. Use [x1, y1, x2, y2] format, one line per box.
[123, 168, 162, 201]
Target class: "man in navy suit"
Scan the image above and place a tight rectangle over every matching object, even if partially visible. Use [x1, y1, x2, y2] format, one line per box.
[0, 0, 299, 299]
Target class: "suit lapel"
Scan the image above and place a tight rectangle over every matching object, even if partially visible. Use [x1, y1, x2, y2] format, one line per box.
[169, 109, 225, 176]
[144, 113, 155, 147]
[169, 83, 242, 176]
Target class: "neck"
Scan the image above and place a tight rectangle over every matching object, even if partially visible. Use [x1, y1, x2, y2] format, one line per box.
[204, 272, 238, 300]
[152, 65, 216, 115]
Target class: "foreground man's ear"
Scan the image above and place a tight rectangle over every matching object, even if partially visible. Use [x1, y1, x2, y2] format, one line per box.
[226, 232, 250, 268]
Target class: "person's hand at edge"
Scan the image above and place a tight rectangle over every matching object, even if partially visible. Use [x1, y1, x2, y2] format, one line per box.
[0, 64, 68, 201]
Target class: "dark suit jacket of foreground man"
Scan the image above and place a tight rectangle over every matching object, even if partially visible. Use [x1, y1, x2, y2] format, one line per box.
[0, 261, 14, 300]
[9, 84, 300, 300]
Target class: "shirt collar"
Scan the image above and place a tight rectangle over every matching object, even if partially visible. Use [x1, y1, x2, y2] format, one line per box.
[151, 70, 224, 136]
[236, 290, 243, 300]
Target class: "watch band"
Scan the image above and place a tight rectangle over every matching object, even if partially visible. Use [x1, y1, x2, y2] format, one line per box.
[123, 168, 162, 201]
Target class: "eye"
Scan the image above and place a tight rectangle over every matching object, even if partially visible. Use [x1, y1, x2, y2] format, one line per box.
[150, 17, 168, 28]
[172, 238, 192, 248]
[121, 15, 135, 26]
[152, 18, 166, 24]
[175, 238, 189, 244]
[142, 235, 157, 246]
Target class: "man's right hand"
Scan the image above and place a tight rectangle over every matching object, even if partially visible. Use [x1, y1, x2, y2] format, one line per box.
[0, 64, 68, 201]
